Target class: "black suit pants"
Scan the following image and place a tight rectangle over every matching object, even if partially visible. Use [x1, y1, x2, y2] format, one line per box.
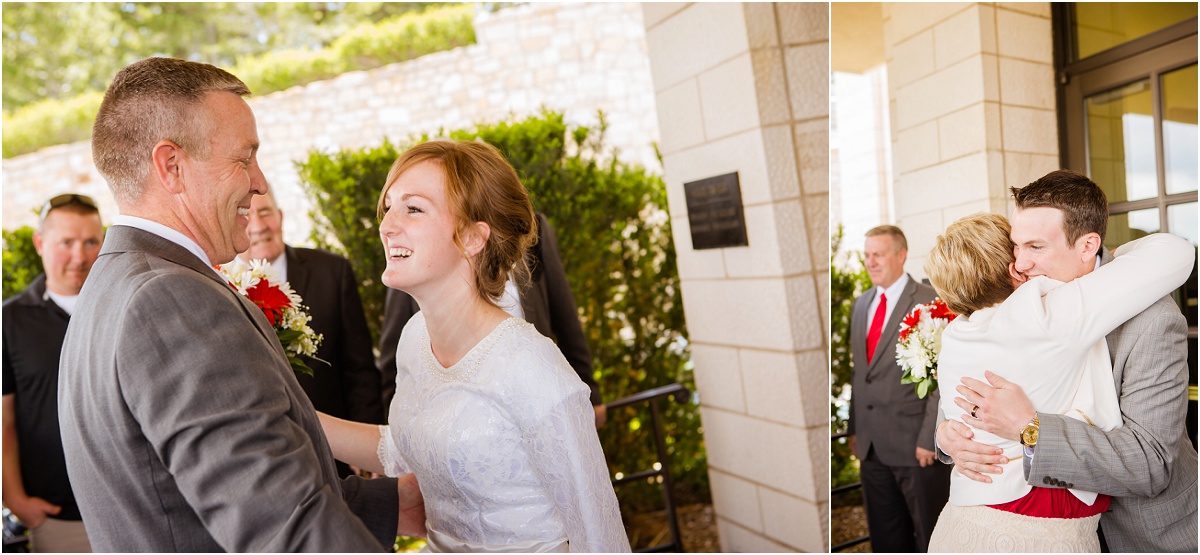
[860, 446, 952, 553]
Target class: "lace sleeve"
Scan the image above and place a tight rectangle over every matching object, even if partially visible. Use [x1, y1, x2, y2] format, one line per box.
[376, 425, 411, 477]
[524, 391, 631, 552]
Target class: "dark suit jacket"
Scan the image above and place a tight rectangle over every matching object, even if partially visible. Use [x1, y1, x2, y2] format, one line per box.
[58, 226, 398, 551]
[377, 213, 600, 406]
[285, 246, 385, 425]
[847, 274, 940, 466]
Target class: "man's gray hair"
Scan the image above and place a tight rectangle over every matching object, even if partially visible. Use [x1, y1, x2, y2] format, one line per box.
[865, 224, 907, 252]
[92, 57, 250, 203]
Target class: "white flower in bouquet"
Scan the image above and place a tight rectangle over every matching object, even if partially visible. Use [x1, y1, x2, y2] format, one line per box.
[216, 258, 325, 376]
[896, 298, 958, 398]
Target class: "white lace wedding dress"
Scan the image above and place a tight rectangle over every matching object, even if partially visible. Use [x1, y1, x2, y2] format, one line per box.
[377, 312, 631, 553]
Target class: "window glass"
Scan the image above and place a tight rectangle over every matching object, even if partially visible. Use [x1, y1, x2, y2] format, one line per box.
[1075, 2, 1198, 60]
[1087, 80, 1157, 203]
[1162, 64, 1198, 195]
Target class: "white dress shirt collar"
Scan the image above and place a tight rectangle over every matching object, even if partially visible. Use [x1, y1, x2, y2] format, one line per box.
[113, 215, 219, 276]
[868, 272, 910, 327]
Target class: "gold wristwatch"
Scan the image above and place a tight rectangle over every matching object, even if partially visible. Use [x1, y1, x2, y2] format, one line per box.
[1019, 415, 1039, 447]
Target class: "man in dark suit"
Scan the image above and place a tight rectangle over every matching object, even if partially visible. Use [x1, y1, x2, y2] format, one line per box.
[377, 212, 607, 427]
[3, 194, 104, 552]
[57, 57, 422, 552]
[242, 189, 386, 477]
[847, 224, 951, 552]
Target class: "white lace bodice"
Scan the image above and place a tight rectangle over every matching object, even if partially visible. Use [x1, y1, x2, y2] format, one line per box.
[378, 313, 630, 553]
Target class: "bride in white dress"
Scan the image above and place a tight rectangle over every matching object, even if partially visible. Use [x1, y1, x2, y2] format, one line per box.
[319, 139, 630, 553]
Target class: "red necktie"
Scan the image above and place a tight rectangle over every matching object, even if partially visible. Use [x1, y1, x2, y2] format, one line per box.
[866, 292, 887, 363]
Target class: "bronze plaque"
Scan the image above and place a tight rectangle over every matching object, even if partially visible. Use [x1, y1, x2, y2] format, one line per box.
[684, 172, 749, 250]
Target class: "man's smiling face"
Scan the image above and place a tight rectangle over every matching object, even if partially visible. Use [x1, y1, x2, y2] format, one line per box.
[244, 192, 286, 263]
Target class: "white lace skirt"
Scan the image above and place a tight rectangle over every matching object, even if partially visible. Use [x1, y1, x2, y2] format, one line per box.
[928, 502, 1101, 553]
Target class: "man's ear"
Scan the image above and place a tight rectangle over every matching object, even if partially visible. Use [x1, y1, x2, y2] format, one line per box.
[151, 140, 185, 194]
[32, 230, 45, 257]
[462, 221, 491, 258]
[1077, 232, 1102, 259]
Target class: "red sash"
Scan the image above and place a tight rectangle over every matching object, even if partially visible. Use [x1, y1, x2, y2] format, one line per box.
[989, 486, 1110, 518]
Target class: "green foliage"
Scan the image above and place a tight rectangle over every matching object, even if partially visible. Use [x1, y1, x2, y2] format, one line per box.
[235, 5, 476, 98]
[2, 91, 104, 158]
[3, 227, 42, 300]
[3, 4, 474, 159]
[297, 110, 707, 523]
[830, 225, 872, 489]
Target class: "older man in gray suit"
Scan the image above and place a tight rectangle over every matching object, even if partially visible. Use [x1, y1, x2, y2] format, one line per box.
[57, 57, 425, 551]
[938, 170, 1197, 552]
[848, 225, 952, 553]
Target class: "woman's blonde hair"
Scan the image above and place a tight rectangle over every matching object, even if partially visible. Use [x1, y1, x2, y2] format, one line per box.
[378, 139, 537, 305]
[925, 212, 1015, 316]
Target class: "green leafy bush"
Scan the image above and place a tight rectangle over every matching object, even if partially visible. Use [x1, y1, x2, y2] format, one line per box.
[2, 91, 103, 158]
[297, 110, 708, 525]
[3, 226, 42, 300]
[2, 5, 475, 159]
[830, 225, 872, 488]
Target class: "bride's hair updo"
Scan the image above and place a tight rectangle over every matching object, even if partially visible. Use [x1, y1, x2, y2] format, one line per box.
[925, 212, 1015, 316]
[378, 139, 537, 305]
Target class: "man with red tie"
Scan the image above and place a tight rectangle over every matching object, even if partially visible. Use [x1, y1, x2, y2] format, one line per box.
[847, 225, 951, 553]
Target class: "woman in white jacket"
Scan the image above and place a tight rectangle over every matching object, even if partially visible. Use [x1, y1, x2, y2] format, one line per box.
[924, 212, 1193, 552]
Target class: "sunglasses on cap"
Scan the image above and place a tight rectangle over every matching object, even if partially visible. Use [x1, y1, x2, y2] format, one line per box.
[39, 193, 99, 223]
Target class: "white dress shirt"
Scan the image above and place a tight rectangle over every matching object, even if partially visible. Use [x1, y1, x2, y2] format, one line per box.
[867, 272, 910, 328]
[113, 215, 219, 276]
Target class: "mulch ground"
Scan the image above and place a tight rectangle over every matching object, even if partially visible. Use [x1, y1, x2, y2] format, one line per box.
[626, 503, 719, 552]
[831, 489, 872, 553]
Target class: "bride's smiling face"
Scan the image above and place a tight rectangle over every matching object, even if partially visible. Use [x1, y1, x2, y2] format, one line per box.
[379, 160, 467, 295]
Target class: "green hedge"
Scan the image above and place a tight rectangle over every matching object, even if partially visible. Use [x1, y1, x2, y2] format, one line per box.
[2, 226, 42, 300]
[298, 110, 709, 530]
[830, 225, 872, 489]
[2, 4, 475, 159]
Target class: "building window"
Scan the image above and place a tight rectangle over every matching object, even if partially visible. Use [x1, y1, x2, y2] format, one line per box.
[1055, 4, 1198, 442]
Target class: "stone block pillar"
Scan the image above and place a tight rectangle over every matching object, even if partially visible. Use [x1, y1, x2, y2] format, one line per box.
[642, 3, 828, 551]
[885, 2, 1059, 277]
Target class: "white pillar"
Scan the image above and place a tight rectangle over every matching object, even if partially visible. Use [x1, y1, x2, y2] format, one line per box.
[885, 2, 1059, 278]
[642, 3, 828, 551]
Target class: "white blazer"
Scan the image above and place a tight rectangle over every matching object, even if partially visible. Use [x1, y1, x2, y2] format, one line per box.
[938, 232, 1195, 507]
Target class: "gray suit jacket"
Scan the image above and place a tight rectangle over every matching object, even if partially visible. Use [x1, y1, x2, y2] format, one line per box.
[848, 275, 940, 466]
[1027, 250, 1197, 552]
[58, 226, 399, 552]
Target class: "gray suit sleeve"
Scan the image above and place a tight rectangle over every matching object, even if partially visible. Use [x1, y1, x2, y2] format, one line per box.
[934, 407, 953, 464]
[918, 388, 940, 452]
[121, 277, 387, 552]
[1028, 304, 1189, 497]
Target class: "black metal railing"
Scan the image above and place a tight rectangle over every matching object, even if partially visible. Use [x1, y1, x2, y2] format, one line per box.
[606, 383, 691, 553]
[830, 431, 870, 552]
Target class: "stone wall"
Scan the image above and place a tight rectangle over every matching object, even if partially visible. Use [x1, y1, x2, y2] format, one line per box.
[2, 2, 660, 247]
[885, 2, 1058, 278]
[643, 3, 829, 552]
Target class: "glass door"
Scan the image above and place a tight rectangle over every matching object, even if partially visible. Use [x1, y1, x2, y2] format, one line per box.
[1059, 10, 1197, 442]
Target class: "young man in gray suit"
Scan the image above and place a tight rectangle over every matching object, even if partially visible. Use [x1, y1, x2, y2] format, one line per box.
[847, 225, 952, 553]
[937, 170, 1197, 552]
[57, 57, 424, 552]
